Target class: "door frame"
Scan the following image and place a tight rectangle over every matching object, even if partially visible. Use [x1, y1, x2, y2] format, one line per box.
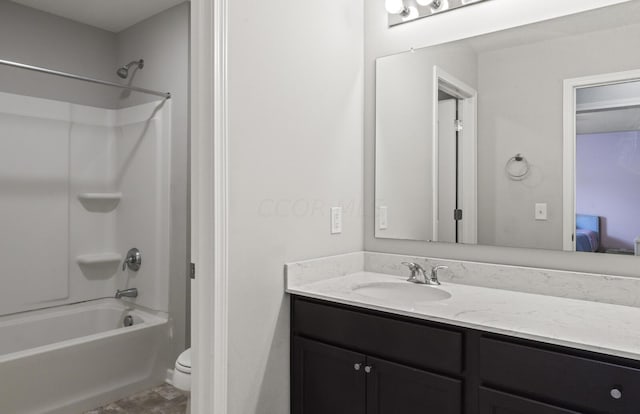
[432, 66, 478, 244]
[562, 69, 640, 251]
[190, 0, 229, 413]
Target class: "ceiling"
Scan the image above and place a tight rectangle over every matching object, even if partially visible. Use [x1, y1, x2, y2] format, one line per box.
[466, 1, 640, 53]
[10, 0, 187, 32]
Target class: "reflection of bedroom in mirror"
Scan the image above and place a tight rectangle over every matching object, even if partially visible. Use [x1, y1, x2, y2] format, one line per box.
[569, 78, 640, 256]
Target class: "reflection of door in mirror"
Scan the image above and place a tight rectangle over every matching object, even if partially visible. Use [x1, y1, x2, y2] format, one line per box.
[438, 98, 459, 244]
[433, 67, 478, 245]
[570, 78, 640, 256]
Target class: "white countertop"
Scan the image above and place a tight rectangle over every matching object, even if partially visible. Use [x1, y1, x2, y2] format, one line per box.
[287, 271, 640, 361]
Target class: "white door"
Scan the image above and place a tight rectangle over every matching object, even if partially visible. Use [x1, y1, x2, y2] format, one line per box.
[438, 99, 458, 243]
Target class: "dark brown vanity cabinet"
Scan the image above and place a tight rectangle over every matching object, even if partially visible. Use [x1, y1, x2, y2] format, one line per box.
[292, 298, 463, 414]
[293, 336, 462, 414]
[479, 388, 582, 414]
[291, 296, 640, 414]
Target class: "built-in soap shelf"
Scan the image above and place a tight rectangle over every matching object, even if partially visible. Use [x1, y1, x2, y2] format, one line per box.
[76, 253, 122, 266]
[77, 192, 122, 212]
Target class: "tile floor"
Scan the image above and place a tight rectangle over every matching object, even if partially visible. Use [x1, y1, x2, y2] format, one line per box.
[84, 383, 188, 414]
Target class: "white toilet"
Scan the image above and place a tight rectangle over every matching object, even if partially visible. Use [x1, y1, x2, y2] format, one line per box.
[174, 348, 192, 412]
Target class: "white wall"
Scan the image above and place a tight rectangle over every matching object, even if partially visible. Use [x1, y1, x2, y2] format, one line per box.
[227, 0, 364, 412]
[116, 1, 191, 364]
[0, 2, 119, 108]
[365, 0, 640, 278]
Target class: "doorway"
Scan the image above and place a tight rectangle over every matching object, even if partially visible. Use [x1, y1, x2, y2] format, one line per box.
[432, 66, 478, 244]
[563, 70, 640, 254]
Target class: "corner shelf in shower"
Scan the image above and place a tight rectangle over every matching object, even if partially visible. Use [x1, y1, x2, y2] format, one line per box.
[76, 253, 122, 266]
[77, 192, 122, 212]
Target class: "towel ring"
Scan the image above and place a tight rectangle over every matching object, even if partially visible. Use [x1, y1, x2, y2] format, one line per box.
[505, 153, 530, 181]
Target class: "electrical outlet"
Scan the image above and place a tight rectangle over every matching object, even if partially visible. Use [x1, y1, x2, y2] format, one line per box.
[379, 206, 388, 230]
[330, 207, 342, 234]
[535, 203, 548, 221]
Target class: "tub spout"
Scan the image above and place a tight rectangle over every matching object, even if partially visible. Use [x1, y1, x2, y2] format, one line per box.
[115, 288, 138, 299]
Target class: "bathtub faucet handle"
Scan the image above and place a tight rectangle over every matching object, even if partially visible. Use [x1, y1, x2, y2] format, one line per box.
[122, 248, 142, 271]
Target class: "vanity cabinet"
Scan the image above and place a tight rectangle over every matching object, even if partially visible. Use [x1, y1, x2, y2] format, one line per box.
[478, 388, 582, 414]
[293, 336, 462, 414]
[292, 337, 366, 414]
[479, 337, 640, 413]
[292, 297, 464, 414]
[291, 296, 640, 414]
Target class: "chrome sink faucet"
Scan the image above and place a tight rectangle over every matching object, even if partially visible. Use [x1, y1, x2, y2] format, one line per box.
[402, 262, 448, 286]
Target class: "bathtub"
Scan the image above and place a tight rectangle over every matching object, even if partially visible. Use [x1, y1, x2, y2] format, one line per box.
[0, 299, 169, 414]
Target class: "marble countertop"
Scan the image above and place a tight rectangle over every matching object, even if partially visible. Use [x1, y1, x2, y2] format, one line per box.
[286, 271, 640, 361]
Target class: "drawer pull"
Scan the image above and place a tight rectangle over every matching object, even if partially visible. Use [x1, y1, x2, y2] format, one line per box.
[354, 363, 362, 371]
[364, 366, 373, 374]
[610, 388, 622, 400]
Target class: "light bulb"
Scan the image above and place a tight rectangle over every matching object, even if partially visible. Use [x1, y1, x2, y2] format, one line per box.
[431, 0, 449, 12]
[416, 0, 432, 6]
[402, 6, 419, 21]
[385, 0, 407, 15]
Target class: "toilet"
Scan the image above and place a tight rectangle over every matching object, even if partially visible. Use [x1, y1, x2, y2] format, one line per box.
[173, 348, 192, 412]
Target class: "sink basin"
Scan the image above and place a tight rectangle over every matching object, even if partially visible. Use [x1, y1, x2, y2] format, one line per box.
[352, 282, 451, 303]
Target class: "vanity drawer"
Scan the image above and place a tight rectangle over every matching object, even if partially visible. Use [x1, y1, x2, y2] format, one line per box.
[292, 297, 463, 374]
[479, 337, 640, 413]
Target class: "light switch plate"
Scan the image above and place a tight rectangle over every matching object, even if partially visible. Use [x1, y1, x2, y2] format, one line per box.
[330, 207, 342, 234]
[379, 206, 388, 230]
[535, 203, 548, 221]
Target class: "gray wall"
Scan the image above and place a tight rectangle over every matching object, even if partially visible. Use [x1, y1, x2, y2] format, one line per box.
[227, 0, 364, 412]
[117, 2, 191, 363]
[0, 1, 119, 108]
[365, 0, 640, 278]
[476, 21, 640, 250]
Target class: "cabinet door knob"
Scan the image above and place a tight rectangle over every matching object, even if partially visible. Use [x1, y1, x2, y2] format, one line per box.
[610, 388, 623, 400]
[353, 363, 362, 371]
[364, 366, 373, 374]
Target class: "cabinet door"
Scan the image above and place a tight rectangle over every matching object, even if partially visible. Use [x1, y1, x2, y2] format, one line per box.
[479, 388, 583, 414]
[366, 356, 462, 414]
[293, 336, 366, 414]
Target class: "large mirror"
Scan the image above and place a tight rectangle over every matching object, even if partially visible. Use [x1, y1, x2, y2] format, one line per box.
[375, 2, 640, 256]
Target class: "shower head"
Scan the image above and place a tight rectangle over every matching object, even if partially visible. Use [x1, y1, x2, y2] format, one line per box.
[116, 59, 144, 79]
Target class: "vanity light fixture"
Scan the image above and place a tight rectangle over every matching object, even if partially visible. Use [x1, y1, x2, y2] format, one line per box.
[387, 0, 490, 27]
[416, 0, 441, 8]
[385, 0, 410, 16]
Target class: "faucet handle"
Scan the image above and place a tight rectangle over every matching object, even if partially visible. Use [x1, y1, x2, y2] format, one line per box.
[122, 248, 142, 272]
[401, 262, 418, 280]
[429, 265, 448, 285]
[401, 262, 418, 271]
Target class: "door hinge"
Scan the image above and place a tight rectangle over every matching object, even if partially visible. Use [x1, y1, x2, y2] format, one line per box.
[455, 119, 463, 132]
[190, 262, 196, 279]
[454, 209, 463, 221]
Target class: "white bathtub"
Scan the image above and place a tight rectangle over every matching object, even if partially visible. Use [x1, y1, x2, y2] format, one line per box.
[0, 299, 169, 414]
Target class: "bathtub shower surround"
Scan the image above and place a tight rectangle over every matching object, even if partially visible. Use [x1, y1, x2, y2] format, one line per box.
[0, 91, 171, 315]
[0, 91, 172, 413]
